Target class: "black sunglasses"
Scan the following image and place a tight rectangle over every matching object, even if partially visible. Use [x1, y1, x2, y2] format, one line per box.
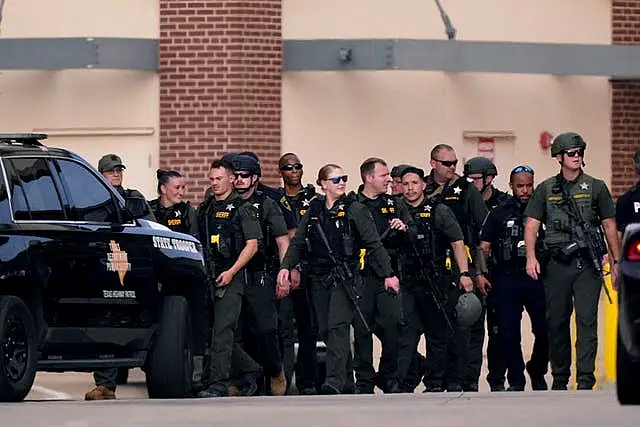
[564, 149, 584, 158]
[511, 165, 534, 174]
[280, 163, 303, 171]
[325, 175, 348, 184]
[433, 159, 458, 168]
[234, 172, 252, 179]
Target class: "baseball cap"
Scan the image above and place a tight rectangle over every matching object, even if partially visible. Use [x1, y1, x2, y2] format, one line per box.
[98, 154, 126, 173]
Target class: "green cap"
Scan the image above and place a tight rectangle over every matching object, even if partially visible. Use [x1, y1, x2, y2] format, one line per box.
[550, 132, 587, 157]
[98, 154, 126, 173]
[464, 156, 497, 176]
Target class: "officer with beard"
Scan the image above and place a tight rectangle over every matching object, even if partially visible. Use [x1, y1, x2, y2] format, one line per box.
[424, 144, 488, 392]
[477, 166, 549, 391]
[227, 152, 290, 396]
[278, 152, 320, 394]
[149, 169, 198, 237]
[397, 166, 473, 392]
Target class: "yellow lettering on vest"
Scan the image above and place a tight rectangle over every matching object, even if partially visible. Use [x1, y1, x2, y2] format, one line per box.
[419, 213, 431, 218]
[167, 219, 182, 226]
[573, 194, 590, 199]
[215, 212, 230, 219]
[547, 196, 562, 201]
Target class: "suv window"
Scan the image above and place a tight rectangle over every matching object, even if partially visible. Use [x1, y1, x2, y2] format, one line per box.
[5, 158, 66, 221]
[53, 159, 120, 223]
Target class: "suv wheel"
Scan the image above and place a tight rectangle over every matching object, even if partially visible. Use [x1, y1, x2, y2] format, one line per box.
[0, 296, 38, 402]
[617, 328, 640, 405]
[146, 296, 193, 399]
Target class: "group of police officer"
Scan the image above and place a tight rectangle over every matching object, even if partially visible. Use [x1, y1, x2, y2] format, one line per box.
[85, 131, 623, 400]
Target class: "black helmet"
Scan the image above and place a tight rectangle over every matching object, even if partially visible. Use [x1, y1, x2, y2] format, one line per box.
[550, 132, 587, 157]
[391, 164, 412, 178]
[455, 292, 483, 327]
[231, 153, 261, 176]
[464, 157, 497, 176]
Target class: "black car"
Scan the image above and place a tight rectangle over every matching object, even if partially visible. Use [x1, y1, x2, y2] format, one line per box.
[617, 222, 640, 405]
[0, 134, 209, 402]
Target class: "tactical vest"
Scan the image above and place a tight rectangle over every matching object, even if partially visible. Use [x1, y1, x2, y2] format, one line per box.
[305, 196, 357, 263]
[289, 185, 317, 220]
[149, 199, 192, 234]
[408, 200, 448, 262]
[486, 188, 509, 211]
[357, 192, 404, 250]
[200, 196, 248, 269]
[495, 209, 526, 265]
[246, 190, 275, 272]
[542, 173, 602, 248]
[428, 177, 476, 245]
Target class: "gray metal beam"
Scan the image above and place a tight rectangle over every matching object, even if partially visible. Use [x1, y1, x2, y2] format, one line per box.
[0, 38, 158, 71]
[284, 39, 640, 78]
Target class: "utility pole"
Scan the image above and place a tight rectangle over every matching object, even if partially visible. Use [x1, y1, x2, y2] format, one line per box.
[433, 0, 457, 40]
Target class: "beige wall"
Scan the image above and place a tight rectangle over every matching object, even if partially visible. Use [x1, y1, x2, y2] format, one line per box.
[0, 0, 159, 198]
[282, 0, 612, 192]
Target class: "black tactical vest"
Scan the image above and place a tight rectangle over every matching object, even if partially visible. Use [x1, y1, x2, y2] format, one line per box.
[408, 200, 448, 260]
[285, 184, 317, 221]
[430, 177, 475, 245]
[305, 196, 357, 263]
[246, 190, 276, 272]
[149, 199, 191, 234]
[200, 196, 248, 269]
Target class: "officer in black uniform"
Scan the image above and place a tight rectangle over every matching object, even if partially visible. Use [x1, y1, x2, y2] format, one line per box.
[424, 145, 489, 392]
[353, 157, 416, 394]
[615, 149, 640, 234]
[478, 165, 549, 391]
[225, 152, 289, 396]
[464, 156, 510, 391]
[277, 163, 400, 395]
[397, 167, 474, 392]
[148, 169, 198, 237]
[278, 152, 319, 394]
[391, 164, 412, 196]
[197, 159, 264, 398]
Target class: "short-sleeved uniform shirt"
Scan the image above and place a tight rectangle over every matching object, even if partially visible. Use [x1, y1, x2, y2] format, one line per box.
[615, 182, 640, 233]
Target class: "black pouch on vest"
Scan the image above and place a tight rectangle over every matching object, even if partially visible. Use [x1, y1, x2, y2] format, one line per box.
[554, 241, 580, 264]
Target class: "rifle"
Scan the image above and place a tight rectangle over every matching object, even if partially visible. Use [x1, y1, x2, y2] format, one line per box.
[410, 243, 455, 331]
[558, 179, 613, 304]
[314, 221, 371, 334]
[201, 198, 218, 304]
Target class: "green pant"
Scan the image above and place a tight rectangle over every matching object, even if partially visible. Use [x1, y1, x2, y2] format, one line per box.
[543, 256, 602, 387]
[307, 271, 354, 392]
[208, 270, 260, 392]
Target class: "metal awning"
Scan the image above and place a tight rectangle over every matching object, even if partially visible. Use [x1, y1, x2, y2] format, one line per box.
[284, 39, 640, 79]
[0, 37, 158, 71]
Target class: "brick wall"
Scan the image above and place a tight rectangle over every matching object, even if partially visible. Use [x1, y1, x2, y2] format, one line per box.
[611, 1, 640, 197]
[159, 1, 283, 203]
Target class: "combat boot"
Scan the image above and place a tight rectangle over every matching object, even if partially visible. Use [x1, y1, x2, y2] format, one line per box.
[270, 368, 287, 396]
[84, 386, 116, 401]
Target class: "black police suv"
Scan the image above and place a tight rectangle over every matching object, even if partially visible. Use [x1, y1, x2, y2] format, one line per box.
[0, 134, 208, 402]
[617, 222, 640, 405]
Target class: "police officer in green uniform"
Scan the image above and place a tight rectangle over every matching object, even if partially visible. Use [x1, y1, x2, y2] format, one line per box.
[278, 152, 319, 394]
[197, 159, 264, 398]
[149, 169, 198, 237]
[354, 157, 416, 394]
[84, 153, 156, 401]
[524, 132, 620, 390]
[397, 167, 474, 392]
[277, 163, 400, 395]
[424, 144, 489, 392]
[464, 156, 510, 391]
[228, 152, 289, 396]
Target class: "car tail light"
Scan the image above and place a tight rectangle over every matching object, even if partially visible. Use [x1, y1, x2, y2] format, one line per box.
[627, 240, 640, 261]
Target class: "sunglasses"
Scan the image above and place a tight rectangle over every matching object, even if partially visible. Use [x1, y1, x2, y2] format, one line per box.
[325, 175, 348, 184]
[234, 172, 252, 179]
[280, 163, 303, 171]
[434, 159, 458, 168]
[511, 165, 534, 174]
[564, 149, 584, 158]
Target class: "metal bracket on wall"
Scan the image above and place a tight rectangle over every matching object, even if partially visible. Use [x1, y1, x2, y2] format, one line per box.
[0, 37, 158, 71]
[284, 38, 640, 78]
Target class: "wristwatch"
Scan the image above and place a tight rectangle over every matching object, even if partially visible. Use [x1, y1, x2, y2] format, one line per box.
[459, 271, 472, 278]
[612, 259, 619, 265]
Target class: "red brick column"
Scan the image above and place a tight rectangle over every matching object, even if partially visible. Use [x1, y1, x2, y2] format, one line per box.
[611, 1, 640, 197]
[159, 1, 283, 202]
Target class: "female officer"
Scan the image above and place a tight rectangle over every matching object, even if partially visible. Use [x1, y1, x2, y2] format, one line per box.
[276, 163, 400, 395]
[148, 169, 198, 237]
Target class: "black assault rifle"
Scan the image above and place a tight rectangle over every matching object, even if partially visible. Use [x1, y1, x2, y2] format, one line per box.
[314, 221, 371, 333]
[559, 180, 613, 304]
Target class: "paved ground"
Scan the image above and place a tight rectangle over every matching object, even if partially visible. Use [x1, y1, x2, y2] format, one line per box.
[6, 389, 638, 427]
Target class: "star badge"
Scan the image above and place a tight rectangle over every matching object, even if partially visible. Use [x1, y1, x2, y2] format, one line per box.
[173, 211, 180, 218]
[302, 199, 311, 207]
[226, 204, 235, 211]
[453, 186, 462, 195]
[424, 205, 432, 212]
[579, 182, 589, 190]
[387, 199, 395, 206]
[253, 203, 260, 210]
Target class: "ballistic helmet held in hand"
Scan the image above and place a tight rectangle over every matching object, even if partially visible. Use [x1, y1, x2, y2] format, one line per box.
[550, 132, 587, 157]
[455, 292, 483, 327]
[464, 157, 497, 176]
